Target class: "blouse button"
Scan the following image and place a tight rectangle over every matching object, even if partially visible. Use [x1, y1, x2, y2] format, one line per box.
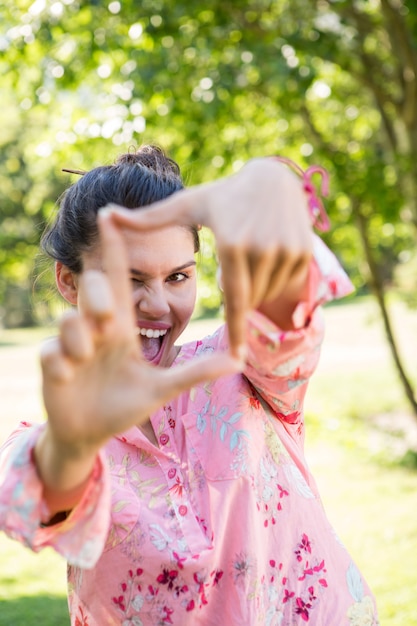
[178, 505, 188, 516]
[159, 433, 169, 446]
[168, 467, 176, 479]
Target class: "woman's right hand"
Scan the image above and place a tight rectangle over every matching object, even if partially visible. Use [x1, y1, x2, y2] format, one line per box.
[35, 212, 241, 502]
[109, 158, 314, 359]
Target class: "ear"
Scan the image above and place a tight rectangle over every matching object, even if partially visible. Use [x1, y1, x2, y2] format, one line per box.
[55, 262, 79, 305]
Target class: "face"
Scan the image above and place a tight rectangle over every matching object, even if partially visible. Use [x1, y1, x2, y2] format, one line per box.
[81, 225, 198, 367]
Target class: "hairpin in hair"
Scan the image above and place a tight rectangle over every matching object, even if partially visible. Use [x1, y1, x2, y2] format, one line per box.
[62, 168, 86, 176]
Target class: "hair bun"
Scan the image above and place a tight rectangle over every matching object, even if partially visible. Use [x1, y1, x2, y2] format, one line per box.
[115, 144, 181, 178]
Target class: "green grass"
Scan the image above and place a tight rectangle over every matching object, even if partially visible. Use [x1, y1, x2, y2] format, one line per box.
[0, 537, 68, 625]
[1, 299, 416, 624]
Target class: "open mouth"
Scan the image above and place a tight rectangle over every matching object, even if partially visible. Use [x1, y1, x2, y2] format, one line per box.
[136, 327, 168, 363]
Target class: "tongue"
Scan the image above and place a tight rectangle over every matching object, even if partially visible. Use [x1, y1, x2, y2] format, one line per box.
[140, 336, 161, 361]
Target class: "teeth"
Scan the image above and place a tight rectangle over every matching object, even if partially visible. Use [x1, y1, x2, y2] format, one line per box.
[136, 328, 168, 339]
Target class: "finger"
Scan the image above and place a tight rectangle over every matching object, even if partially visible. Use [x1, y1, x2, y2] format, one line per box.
[78, 271, 114, 323]
[219, 247, 251, 360]
[40, 337, 75, 383]
[263, 250, 311, 303]
[247, 248, 280, 310]
[60, 310, 94, 361]
[105, 185, 208, 231]
[157, 351, 244, 403]
[97, 211, 136, 328]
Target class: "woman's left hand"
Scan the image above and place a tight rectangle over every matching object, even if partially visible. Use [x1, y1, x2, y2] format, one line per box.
[108, 157, 313, 359]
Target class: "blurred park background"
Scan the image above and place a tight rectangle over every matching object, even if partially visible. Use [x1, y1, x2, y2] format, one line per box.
[0, 0, 416, 624]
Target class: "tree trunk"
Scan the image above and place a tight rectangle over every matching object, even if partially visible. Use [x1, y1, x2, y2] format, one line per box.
[355, 205, 417, 417]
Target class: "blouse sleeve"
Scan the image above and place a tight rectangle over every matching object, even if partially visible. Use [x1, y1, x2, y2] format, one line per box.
[0, 422, 111, 568]
[243, 235, 354, 424]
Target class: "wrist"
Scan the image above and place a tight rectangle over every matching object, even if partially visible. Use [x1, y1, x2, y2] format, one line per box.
[39, 455, 102, 522]
[34, 426, 99, 494]
[268, 156, 331, 232]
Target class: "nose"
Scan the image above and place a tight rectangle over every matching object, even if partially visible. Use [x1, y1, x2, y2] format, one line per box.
[135, 285, 170, 318]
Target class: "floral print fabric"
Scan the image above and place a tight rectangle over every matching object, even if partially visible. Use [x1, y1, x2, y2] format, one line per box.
[0, 236, 379, 625]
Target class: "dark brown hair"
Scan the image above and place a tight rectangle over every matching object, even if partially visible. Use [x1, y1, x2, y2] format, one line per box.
[41, 145, 200, 273]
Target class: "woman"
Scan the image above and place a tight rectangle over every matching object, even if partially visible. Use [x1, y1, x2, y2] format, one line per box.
[0, 145, 379, 625]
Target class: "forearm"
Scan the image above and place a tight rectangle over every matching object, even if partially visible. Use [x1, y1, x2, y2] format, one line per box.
[34, 426, 99, 517]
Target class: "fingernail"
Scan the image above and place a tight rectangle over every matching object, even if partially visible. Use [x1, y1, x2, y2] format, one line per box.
[232, 358, 245, 372]
[98, 206, 113, 218]
[99, 203, 127, 217]
[235, 344, 247, 365]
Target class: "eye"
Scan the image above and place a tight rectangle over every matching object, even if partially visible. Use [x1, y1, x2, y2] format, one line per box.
[130, 277, 144, 287]
[167, 272, 188, 283]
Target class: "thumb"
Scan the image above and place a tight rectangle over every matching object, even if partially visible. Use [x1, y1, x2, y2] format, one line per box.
[103, 186, 206, 232]
[157, 351, 244, 403]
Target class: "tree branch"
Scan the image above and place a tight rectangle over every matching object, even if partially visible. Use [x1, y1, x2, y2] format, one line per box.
[380, 0, 417, 128]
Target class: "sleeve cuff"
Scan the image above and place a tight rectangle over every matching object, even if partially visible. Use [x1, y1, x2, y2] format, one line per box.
[291, 234, 354, 331]
[0, 423, 111, 568]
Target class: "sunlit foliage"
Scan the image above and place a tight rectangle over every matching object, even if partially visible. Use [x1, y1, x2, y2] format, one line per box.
[0, 0, 416, 325]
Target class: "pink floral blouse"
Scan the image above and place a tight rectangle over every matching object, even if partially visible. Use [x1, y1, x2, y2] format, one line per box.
[0, 237, 379, 626]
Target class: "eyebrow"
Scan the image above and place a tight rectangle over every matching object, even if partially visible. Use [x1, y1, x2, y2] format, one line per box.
[129, 260, 197, 279]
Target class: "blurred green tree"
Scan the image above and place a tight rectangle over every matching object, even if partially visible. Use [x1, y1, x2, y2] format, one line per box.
[0, 0, 416, 411]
